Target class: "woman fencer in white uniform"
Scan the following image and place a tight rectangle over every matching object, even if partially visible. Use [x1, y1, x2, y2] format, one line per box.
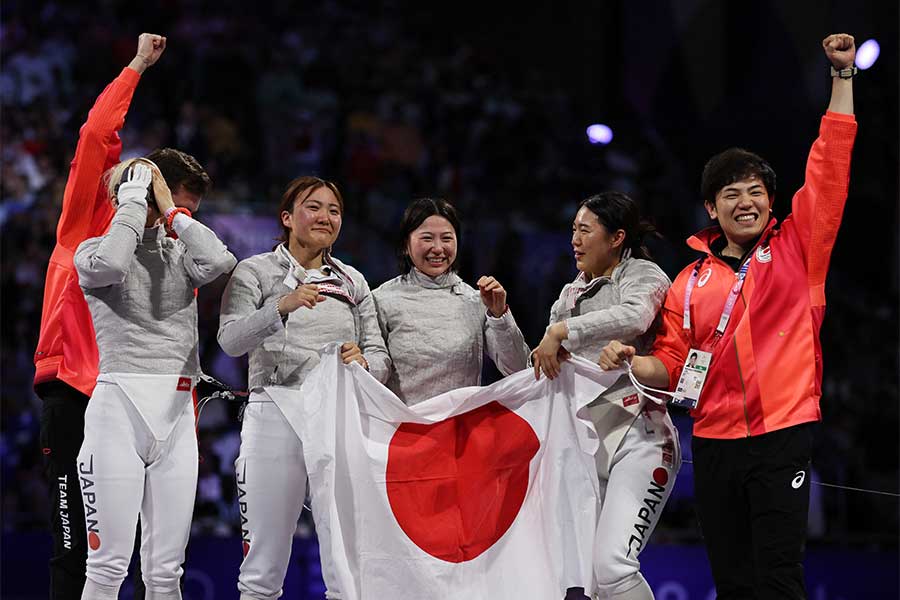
[373, 197, 529, 405]
[75, 159, 236, 599]
[532, 191, 681, 600]
[217, 176, 390, 600]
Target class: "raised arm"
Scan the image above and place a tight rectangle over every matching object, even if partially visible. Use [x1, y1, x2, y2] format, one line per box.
[824, 33, 855, 116]
[147, 175, 236, 286]
[74, 163, 152, 288]
[477, 275, 530, 375]
[57, 33, 166, 251]
[176, 223, 237, 286]
[790, 34, 858, 295]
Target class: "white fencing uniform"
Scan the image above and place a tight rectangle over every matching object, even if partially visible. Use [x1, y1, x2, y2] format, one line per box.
[74, 175, 236, 599]
[77, 378, 198, 599]
[372, 268, 530, 404]
[547, 256, 680, 600]
[218, 244, 390, 600]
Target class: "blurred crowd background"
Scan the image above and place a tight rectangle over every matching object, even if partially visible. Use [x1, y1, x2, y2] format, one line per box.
[2, 0, 897, 559]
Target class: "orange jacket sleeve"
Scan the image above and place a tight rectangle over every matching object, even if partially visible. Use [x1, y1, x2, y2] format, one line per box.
[787, 111, 857, 301]
[55, 67, 141, 251]
[650, 270, 693, 391]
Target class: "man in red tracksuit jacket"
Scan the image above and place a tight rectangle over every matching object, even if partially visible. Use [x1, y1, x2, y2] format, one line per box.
[600, 34, 857, 599]
[34, 33, 210, 599]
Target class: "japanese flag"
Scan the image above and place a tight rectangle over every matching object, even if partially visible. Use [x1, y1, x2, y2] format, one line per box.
[295, 344, 623, 600]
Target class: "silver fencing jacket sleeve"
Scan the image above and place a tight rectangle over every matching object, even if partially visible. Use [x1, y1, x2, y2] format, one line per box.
[350, 272, 391, 384]
[551, 257, 671, 359]
[217, 257, 285, 359]
[484, 308, 530, 375]
[172, 216, 237, 287]
[74, 194, 146, 289]
[75, 213, 233, 377]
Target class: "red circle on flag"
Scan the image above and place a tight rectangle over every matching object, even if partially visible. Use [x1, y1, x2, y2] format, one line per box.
[386, 401, 540, 563]
[653, 467, 669, 486]
[242, 541, 250, 557]
[88, 532, 101, 550]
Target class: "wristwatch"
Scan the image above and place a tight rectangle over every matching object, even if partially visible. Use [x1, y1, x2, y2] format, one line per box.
[830, 65, 858, 79]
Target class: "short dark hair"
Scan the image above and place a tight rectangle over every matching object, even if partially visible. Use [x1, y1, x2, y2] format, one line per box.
[397, 198, 461, 273]
[145, 148, 211, 197]
[700, 148, 776, 206]
[276, 176, 344, 245]
[579, 191, 658, 261]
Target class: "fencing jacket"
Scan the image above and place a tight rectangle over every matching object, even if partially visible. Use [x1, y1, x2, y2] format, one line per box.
[75, 198, 236, 377]
[373, 268, 530, 405]
[218, 244, 390, 390]
[75, 195, 236, 439]
[548, 255, 671, 474]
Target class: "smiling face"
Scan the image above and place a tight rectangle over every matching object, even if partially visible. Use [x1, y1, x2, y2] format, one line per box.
[571, 205, 625, 280]
[281, 185, 342, 253]
[406, 215, 458, 277]
[706, 176, 772, 254]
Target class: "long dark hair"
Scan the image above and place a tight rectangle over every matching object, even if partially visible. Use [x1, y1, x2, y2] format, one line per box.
[396, 198, 462, 273]
[579, 191, 658, 261]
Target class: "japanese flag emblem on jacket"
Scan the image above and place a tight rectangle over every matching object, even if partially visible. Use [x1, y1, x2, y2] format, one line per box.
[292, 343, 623, 600]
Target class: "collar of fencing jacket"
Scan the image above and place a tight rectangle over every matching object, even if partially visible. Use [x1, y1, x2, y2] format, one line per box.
[406, 267, 465, 294]
[141, 225, 165, 244]
[275, 243, 357, 298]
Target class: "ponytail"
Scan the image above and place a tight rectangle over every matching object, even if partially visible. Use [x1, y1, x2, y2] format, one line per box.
[578, 191, 660, 261]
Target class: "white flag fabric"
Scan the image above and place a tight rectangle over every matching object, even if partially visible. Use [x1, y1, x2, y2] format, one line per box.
[297, 343, 625, 600]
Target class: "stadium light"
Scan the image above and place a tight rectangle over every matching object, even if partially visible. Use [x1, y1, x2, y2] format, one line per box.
[856, 39, 880, 70]
[586, 124, 613, 145]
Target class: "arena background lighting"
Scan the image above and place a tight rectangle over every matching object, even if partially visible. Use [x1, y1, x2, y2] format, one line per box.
[856, 39, 880, 70]
[586, 123, 614, 145]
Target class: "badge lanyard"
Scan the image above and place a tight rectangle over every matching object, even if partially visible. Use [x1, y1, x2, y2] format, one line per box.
[682, 257, 752, 349]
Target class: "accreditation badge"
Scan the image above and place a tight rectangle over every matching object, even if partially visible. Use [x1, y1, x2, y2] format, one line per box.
[671, 349, 712, 410]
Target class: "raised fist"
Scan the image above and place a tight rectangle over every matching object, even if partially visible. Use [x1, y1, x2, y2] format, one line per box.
[136, 33, 167, 68]
[822, 33, 855, 70]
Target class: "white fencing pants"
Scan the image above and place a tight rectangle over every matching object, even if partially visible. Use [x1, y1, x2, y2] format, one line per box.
[593, 405, 681, 599]
[235, 398, 308, 600]
[77, 381, 197, 599]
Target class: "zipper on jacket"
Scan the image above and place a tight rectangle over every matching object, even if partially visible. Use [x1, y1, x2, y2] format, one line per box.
[732, 337, 751, 437]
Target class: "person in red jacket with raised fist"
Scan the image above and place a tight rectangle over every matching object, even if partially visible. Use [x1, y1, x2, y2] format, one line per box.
[34, 33, 213, 599]
[599, 33, 858, 599]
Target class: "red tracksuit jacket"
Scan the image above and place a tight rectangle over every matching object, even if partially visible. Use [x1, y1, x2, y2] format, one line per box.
[33, 67, 140, 396]
[651, 111, 857, 439]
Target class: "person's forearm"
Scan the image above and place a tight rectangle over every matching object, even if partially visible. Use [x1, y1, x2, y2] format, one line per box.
[827, 77, 854, 115]
[127, 54, 151, 75]
[631, 355, 670, 388]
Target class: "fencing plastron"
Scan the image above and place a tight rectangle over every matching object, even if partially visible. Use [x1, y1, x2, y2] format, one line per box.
[584, 380, 645, 480]
[97, 373, 195, 441]
[298, 343, 625, 600]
